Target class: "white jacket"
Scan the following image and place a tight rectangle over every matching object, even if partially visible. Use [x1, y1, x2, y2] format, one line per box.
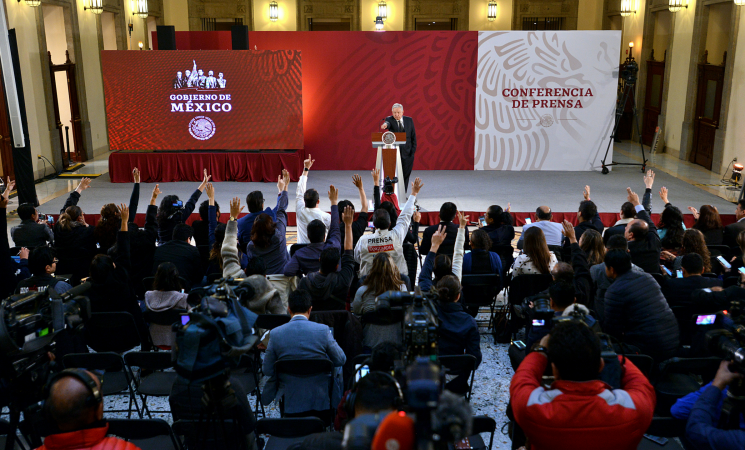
[295, 174, 331, 244]
[355, 193, 417, 276]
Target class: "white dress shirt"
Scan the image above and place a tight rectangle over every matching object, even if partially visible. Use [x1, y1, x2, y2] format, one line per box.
[295, 173, 331, 244]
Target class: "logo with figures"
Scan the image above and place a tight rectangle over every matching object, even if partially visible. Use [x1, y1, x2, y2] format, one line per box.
[539, 115, 554, 127]
[189, 116, 216, 140]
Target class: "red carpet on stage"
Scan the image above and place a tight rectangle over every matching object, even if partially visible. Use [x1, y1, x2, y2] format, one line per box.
[108, 151, 302, 183]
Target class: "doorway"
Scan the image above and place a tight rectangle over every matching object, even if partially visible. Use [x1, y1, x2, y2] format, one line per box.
[642, 60, 664, 146]
[690, 64, 724, 170]
[307, 18, 352, 31]
[0, 63, 14, 181]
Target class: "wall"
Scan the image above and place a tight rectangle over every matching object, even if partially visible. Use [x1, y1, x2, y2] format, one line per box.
[253, 0, 297, 30]
[102, 12, 118, 50]
[469, 0, 511, 31]
[663, 2, 696, 155]
[125, 2, 150, 50]
[163, 0, 189, 31]
[705, 2, 731, 65]
[619, 0, 645, 63]
[361, 0, 403, 31]
[652, 10, 671, 59]
[577, 0, 603, 30]
[720, 8, 745, 173]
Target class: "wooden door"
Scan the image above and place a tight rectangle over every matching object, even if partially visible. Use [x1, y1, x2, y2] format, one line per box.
[49, 51, 85, 166]
[690, 64, 724, 170]
[642, 60, 665, 146]
[0, 64, 14, 181]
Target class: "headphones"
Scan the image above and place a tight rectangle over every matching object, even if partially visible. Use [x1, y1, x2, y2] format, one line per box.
[44, 369, 103, 408]
[343, 366, 404, 419]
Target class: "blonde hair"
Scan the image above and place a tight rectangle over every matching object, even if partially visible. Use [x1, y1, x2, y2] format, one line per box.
[58, 205, 83, 231]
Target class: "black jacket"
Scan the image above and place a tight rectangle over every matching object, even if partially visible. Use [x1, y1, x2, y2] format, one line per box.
[339, 212, 368, 250]
[437, 301, 482, 369]
[297, 250, 356, 311]
[53, 191, 96, 284]
[602, 223, 627, 245]
[152, 240, 203, 288]
[119, 184, 159, 297]
[723, 220, 745, 248]
[420, 222, 470, 257]
[157, 189, 202, 244]
[694, 227, 724, 246]
[11, 220, 54, 248]
[562, 213, 603, 260]
[627, 209, 662, 274]
[191, 220, 210, 248]
[568, 242, 593, 307]
[383, 115, 417, 159]
[603, 270, 679, 362]
[661, 276, 722, 309]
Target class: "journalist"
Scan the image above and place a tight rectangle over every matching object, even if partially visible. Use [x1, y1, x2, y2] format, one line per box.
[510, 321, 654, 450]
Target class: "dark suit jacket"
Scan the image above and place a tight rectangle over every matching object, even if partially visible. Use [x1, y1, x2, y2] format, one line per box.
[723, 219, 745, 248]
[628, 209, 662, 274]
[384, 115, 417, 159]
[419, 221, 470, 257]
[152, 240, 203, 288]
[662, 276, 722, 309]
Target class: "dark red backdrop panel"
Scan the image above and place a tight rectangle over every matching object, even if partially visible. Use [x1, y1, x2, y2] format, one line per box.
[249, 31, 477, 171]
[152, 31, 233, 51]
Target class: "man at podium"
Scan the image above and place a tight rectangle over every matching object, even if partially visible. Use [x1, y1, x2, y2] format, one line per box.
[381, 103, 417, 193]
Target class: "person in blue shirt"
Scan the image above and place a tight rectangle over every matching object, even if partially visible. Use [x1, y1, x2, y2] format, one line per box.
[672, 383, 745, 429]
[685, 360, 745, 450]
[237, 186, 281, 251]
[463, 229, 502, 278]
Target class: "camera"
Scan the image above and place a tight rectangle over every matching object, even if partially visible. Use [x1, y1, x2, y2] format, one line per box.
[382, 177, 398, 195]
[620, 58, 639, 85]
[373, 289, 439, 364]
[702, 304, 745, 374]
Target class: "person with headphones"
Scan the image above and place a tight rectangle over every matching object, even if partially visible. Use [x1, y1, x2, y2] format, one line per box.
[38, 368, 141, 450]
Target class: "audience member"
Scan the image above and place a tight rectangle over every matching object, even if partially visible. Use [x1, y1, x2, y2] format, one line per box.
[554, 221, 593, 307]
[602, 202, 635, 245]
[284, 186, 341, 276]
[512, 227, 557, 278]
[572, 185, 604, 241]
[419, 201, 471, 259]
[603, 249, 679, 362]
[156, 169, 209, 244]
[418, 216, 467, 291]
[463, 229, 502, 276]
[657, 187, 686, 250]
[262, 290, 346, 417]
[54, 178, 96, 284]
[93, 203, 121, 253]
[352, 253, 407, 350]
[355, 178, 422, 279]
[436, 275, 482, 394]
[39, 369, 141, 450]
[245, 171, 290, 275]
[685, 360, 745, 449]
[728, 230, 745, 273]
[690, 204, 724, 245]
[483, 204, 516, 251]
[510, 321, 654, 450]
[672, 380, 745, 429]
[339, 174, 369, 249]
[152, 223, 202, 288]
[661, 229, 712, 273]
[237, 189, 278, 251]
[15, 246, 72, 294]
[191, 197, 220, 247]
[11, 202, 54, 248]
[723, 199, 745, 248]
[296, 155, 332, 244]
[579, 229, 605, 266]
[517, 206, 561, 248]
[590, 235, 643, 321]
[298, 206, 356, 311]
[624, 187, 662, 274]
[145, 262, 188, 348]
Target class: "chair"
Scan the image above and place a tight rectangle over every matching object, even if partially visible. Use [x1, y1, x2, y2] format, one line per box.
[654, 357, 721, 415]
[124, 351, 178, 418]
[107, 418, 182, 450]
[624, 354, 654, 380]
[462, 415, 497, 450]
[144, 309, 187, 328]
[274, 358, 334, 419]
[508, 274, 554, 306]
[723, 276, 740, 288]
[254, 314, 291, 331]
[707, 245, 732, 258]
[651, 273, 667, 288]
[289, 243, 309, 257]
[0, 418, 25, 450]
[63, 352, 142, 418]
[547, 245, 564, 261]
[461, 274, 501, 329]
[645, 416, 687, 438]
[255, 417, 326, 450]
[439, 355, 478, 402]
[230, 354, 263, 418]
[84, 312, 146, 353]
[172, 419, 244, 450]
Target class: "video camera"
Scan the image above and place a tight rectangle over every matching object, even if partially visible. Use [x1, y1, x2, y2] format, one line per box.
[382, 177, 398, 195]
[620, 58, 639, 85]
[700, 302, 745, 374]
[373, 289, 439, 364]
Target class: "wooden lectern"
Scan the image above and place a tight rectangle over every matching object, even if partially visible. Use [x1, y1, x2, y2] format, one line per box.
[371, 132, 406, 199]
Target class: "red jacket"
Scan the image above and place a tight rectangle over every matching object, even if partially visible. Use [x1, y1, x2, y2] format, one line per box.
[35, 425, 141, 450]
[510, 353, 655, 450]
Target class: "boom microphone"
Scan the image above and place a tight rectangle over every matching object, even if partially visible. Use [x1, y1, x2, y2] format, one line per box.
[371, 411, 415, 450]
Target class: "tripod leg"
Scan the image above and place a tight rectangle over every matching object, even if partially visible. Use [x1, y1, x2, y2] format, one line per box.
[601, 83, 632, 171]
[630, 89, 647, 171]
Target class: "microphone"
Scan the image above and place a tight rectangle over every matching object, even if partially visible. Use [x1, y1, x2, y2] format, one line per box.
[371, 411, 415, 450]
[433, 391, 473, 443]
[58, 282, 92, 301]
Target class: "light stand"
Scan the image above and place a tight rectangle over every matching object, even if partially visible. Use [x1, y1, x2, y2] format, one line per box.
[600, 44, 648, 175]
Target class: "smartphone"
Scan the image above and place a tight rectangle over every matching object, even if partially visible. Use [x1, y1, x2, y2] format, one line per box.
[662, 266, 672, 276]
[355, 364, 370, 382]
[11, 256, 20, 263]
[173, 200, 183, 208]
[739, 267, 745, 275]
[368, 221, 374, 228]
[478, 216, 486, 227]
[676, 270, 683, 278]
[717, 255, 731, 269]
[524, 218, 532, 224]
[643, 435, 668, 446]
[532, 319, 545, 327]
[180, 314, 190, 326]
[512, 340, 526, 350]
[465, 250, 471, 254]
[695, 314, 716, 325]
[46, 215, 54, 224]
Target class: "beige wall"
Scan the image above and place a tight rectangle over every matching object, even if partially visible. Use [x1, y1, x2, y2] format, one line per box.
[652, 10, 671, 60]
[705, 2, 731, 65]
[125, 3, 150, 50]
[469, 0, 512, 31]
[663, 2, 696, 154]
[253, 0, 298, 30]
[163, 0, 189, 31]
[577, 0, 603, 30]
[619, 0, 645, 63]
[102, 12, 118, 50]
[361, 0, 403, 31]
[720, 7, 744, 174]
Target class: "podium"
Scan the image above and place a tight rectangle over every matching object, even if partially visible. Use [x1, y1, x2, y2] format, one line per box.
[371, 132, 406, 199]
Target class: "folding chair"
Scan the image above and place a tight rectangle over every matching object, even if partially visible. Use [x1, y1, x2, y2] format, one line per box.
[84, 312, 146, 354]
[107, 418, 182, 450]
[461, 415, 496, 450]
[124, 351, 178, 418]
[144, 309, 187, 328]
[439, 355, 478, 401]
[255, 417, 326, 450]
[654, 357, 721, 415]
[624, 354, 655, 380]
[0, 418, 25, 450]
[63, 352, 142, 418]
[274, 358, 335, 423]
[254, 314, 291, 331]
[289, 243, 309, 257]
[461, 273, 501, 329]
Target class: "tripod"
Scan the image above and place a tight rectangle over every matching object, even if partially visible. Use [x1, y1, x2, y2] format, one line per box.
[600, 54, 648, 175]
[718, 378, 745, 430]
[191, 373, 251, 450]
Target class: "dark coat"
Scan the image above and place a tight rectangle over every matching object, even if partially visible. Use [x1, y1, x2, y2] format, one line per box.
[627, 209, 662, 274]
[297, 251, 356, 311]
[383, 115, 417, 159]
[723, 219, 745, 248]
[419, 221, 470, 257]
[152, 240, 203, 288]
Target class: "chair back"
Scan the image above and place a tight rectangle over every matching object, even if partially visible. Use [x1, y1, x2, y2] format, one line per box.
[701, 273, 719, 278]
[461, 274, 501, 308]
[657, 357, 721, 384]
[275, 358, 334, 377]
[144, 309, 187, 328]
[172, 419, 242, 450]
[624, 354, 654, 379]
[125, 351, 174, 371]
[107, 418, 181, 450]
[439, 355, 478, 400]
[290, 243, 310, 257]
[255, 417, 326, 438]
[143, 276, 190, 292]
[197, 244, 211, 268]
[84, 312, 142, 353]
[254, 314, 291, 330]
[508, 274, 553, 306]
[471, 415, 497, 450]
[63, 351, 126, 372]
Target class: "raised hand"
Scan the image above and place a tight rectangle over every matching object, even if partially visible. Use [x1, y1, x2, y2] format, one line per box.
[431, 225, 447, 251]
[206, 182, 215, 202]
[372, 168, 380, 187]
[644, 169, 655, 189]
[230, 197, 244, 220]
[303, 154, 315, 170]
[118, 203, 130, 224]
[0, 177, 15, 209]
[413, 210, 421, 223]
[411, 177, 424, 196]
[18, 247, 29, 260]
[352, 174, 363, 190]
[342, 205, 354, 226]
[583, 185, 591, 201]
[75, 177, 92, 194]
[132, 167, 141, 183]
[561, 220, 577, 243]
[458, 211, 469, 229]
[659, 186, 669, 204]
[506, 202, 511, 213]
[198, 169, 211, 191]
[380, 122, 389, 130]
[626, 187, 640, 206]
[150, 184, 161, 206]
[282, 169, 290, 190]
[688, 206, 699, 220]
[328, 185, 339, 205]
[277, 172, 285, 193]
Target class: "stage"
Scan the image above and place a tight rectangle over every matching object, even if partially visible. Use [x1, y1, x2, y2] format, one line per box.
[44, 161, 737, 228]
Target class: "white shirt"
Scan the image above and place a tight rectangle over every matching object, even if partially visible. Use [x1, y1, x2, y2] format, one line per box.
[355, 194, 417, 276]
[519, 220, 563, 246]
[295, 174, 331, 244]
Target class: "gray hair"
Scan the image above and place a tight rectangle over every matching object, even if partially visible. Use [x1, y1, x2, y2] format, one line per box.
[392, 103, 403, 111]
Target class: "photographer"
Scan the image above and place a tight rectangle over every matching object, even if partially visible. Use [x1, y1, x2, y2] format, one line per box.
[510, 321, 654, 450]
[685, 360, 745, 449]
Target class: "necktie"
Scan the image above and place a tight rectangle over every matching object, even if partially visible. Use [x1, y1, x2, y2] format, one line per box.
[398, 120, 403, 132]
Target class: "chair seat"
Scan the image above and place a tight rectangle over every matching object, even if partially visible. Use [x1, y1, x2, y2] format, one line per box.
[655, 373, 701, 398]
[101, 372, 131, 396]
[138, 372, 178, 397]
[264, 436, 306, 450]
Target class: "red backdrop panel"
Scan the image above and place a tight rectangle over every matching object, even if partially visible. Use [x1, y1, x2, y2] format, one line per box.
[101, 50, 303, 150]
[249, 31, 477, 170]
